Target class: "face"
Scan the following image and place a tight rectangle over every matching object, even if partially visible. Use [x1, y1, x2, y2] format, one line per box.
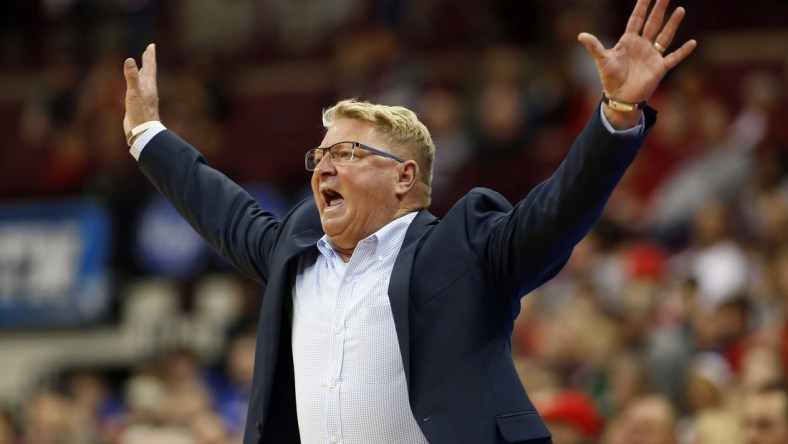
[607, 397, 677, 444]
[743, 391, 788, 444]
[311, 118, 415, 254]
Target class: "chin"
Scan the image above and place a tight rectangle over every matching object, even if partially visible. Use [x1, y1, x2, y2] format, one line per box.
[319, 218, 346, 238]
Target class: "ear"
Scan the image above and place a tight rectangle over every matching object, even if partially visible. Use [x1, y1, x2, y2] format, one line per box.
[394, 160, 419, 196]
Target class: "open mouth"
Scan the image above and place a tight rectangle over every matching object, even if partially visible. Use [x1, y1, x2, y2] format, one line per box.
[322, 189, 345, 209]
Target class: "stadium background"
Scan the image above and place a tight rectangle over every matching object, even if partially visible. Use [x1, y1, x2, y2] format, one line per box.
[0, 0, 786, 442]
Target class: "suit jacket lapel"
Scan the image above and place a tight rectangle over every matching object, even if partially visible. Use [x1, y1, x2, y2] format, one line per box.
[260, 227, 321, 329]
[388, 209, 438, 384]
[258, 228, 321, 423]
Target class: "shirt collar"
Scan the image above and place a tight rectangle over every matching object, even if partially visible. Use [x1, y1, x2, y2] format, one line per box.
[317, 212, 418, 260]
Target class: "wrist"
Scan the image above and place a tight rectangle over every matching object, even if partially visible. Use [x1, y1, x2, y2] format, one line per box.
[600, 91, 646, 130]
[601, 90, 647, 112]
[602, 105, 643, 130]
[126, 121, 160, 146]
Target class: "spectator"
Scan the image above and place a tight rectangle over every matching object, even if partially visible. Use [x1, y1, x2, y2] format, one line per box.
[691, 408, 742, 444]
[0, 409, 16, 444]
[603, 394, 678, 444]
[536, 389, 602, 444]
[741, 383, 788, 444]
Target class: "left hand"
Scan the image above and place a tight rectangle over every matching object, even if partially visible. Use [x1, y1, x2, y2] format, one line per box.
[578, 0, 696, 120]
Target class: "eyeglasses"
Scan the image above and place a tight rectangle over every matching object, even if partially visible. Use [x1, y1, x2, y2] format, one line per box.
[305, 141, 405, 171]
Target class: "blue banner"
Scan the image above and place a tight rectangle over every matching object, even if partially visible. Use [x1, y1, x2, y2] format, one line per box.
[0, 200, 112, 328]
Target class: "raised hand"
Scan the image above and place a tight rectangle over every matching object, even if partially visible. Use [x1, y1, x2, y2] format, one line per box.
[578, 0, 696, 126]
[123, 43, 160, 142]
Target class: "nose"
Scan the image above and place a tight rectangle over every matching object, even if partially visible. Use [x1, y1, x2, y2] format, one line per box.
[313, 153, 336, 175]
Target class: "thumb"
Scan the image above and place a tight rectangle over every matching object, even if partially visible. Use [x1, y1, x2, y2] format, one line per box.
[124, 58, 139, 89]
[577, 32, 606, 61]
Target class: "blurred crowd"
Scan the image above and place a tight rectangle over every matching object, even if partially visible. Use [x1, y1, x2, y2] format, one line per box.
[1, 0, 788, 443]
[0, 330, 258, 444]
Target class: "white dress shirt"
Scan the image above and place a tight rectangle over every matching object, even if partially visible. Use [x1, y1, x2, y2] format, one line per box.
[292, 212, 428, 444]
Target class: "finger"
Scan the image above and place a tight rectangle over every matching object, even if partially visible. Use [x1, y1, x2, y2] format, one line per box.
[123, 58, 139, 89]
[653, 6, 686, 50]
[663, 39, 697, 71]
[141, 43, 156, 73]
[642, 0, 670, 41]
[577, 32, 606, 61]
[140, 43, 157, 85]
[625, 0, 651, 35]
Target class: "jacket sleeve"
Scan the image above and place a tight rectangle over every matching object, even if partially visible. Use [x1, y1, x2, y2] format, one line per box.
[136, 130, 281, 284]
[473, 105, 657, 298]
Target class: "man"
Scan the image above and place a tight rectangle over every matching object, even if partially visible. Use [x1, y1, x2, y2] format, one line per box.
[603, 394, 678, 444]
[742, 383, 788, 444]
[122, 0, 695, 442]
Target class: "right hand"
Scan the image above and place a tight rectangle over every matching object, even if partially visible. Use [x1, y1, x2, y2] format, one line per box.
[123, 43, 161, 139]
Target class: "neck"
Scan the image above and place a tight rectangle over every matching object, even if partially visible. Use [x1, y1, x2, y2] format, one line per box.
[328, 208, 422, 263]
[334, 245, 354, 263]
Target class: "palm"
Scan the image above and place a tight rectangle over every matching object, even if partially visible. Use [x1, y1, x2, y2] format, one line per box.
[599, 34, 668, 103]
[578, 0, 696, 105]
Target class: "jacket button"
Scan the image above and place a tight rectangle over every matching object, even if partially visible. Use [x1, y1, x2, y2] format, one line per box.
[256, 422, 262, 434]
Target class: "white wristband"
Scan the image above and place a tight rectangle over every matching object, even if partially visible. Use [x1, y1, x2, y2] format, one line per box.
[126, 121, 160, 146]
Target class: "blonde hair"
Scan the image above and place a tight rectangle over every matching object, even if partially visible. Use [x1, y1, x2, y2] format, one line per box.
[322, 99, 435, 206]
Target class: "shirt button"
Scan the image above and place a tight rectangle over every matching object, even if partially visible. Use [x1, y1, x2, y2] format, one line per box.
[327, 380, 336, 388]
[344, 276, 352, 284]
[377, 255, 384, 261]
[334, 326, 342, 334]
[331, 435, 339, 443]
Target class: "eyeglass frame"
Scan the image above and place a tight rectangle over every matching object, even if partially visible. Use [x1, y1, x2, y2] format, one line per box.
[305, 141, 406, 171]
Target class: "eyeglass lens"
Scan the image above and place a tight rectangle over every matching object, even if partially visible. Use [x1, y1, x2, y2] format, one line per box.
[306, 143, 355, 170]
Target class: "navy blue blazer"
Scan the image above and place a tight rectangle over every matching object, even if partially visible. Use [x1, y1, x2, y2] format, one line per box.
[138, 105, 655, 444]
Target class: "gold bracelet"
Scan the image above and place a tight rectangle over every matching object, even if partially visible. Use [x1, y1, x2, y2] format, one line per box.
[601, 91, 647, 112]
